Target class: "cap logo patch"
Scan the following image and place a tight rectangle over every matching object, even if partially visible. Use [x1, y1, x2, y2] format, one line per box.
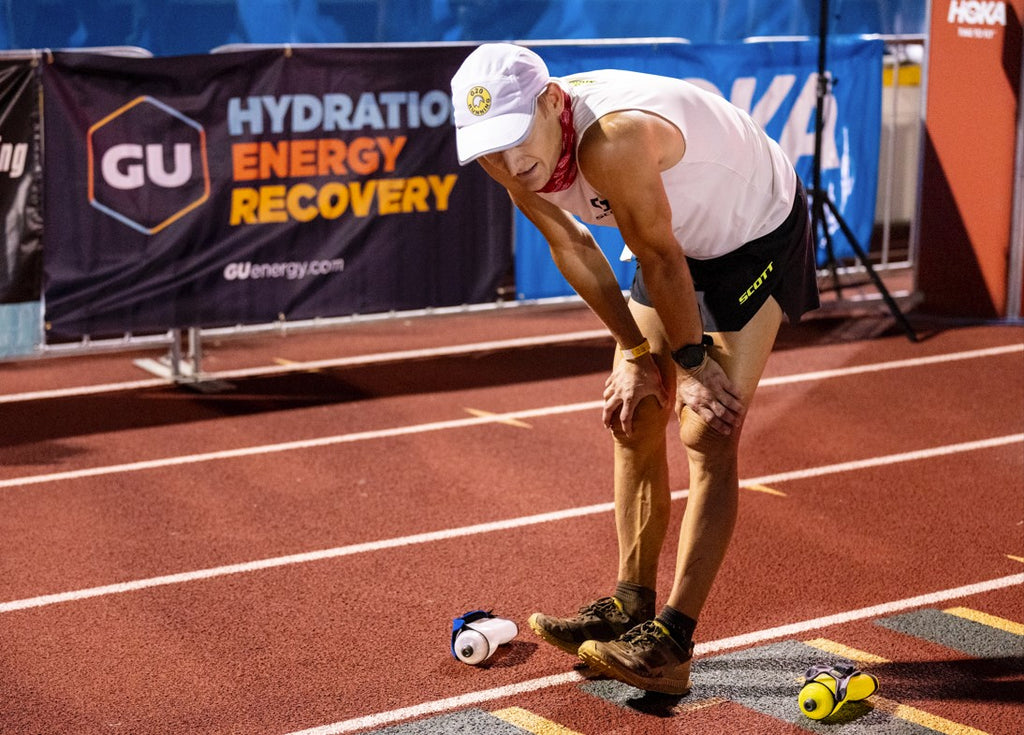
[466, 86, 492, 116]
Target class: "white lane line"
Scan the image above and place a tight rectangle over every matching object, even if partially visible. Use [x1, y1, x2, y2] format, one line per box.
[283, 572, 1024, 735]
[289, 673, 585, 735]
[1, 340, 1019, 405]
[204, 330, 611, 379]
[718, 433, 1024, 490]
[698, 573, 1024, 654]
[0, 330, 611, 404]
[3, 342, 1022, 490]
[0, 498, 620, 613]
[0, 377, 171, 403]
[0, 403, 597, 489]
[2, 433, 1020, 614]
[758, 343, 1022, 386]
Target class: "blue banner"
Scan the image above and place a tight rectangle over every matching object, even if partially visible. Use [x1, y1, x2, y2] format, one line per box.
[513, 36, 884, 300]
[0, 2, 925, 56]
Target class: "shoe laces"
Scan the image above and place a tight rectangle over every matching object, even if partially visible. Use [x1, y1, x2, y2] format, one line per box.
[619, 620, 669, 649]
[579, 596, 623, 620]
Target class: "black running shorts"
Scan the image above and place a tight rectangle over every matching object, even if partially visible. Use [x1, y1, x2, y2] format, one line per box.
[629, 180, 820, 332]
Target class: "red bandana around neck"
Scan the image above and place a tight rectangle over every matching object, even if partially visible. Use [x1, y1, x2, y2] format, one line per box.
[538, 89, 577, 193]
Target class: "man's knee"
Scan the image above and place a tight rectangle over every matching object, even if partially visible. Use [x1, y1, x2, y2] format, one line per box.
[609, 395, 671, 445]
[678, 406, 738, 455]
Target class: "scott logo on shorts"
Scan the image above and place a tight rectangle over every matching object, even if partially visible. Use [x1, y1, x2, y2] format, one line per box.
[739, 261, 774, 305]
[88, 96, 210, 235]
[466, 86, 492, 116]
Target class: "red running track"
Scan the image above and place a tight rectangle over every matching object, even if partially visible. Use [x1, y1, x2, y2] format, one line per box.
[0, 305, 1022, 735]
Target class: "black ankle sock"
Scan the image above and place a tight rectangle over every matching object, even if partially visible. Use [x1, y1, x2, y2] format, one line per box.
[656, 605, 697, 645]
[613, 580, 656, 620]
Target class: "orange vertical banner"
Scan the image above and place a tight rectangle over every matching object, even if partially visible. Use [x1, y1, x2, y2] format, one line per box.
[918, 0, 1023, 317]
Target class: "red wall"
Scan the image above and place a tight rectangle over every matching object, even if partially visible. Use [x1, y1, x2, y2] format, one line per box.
[918, 0, 1023, 317]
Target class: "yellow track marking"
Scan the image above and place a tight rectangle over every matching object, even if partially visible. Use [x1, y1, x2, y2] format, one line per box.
[1006, 554, 1024, 564]
[742, 483, 787, 496]
[943, 607, 1024, 636]
[674, 696, 728, 714]
[869, 696, 989, 735]
[464, 408, 533, 428]
[274, 358, 322, 373]
[803, 638, 891, 664]
[491, 707, 584, 735]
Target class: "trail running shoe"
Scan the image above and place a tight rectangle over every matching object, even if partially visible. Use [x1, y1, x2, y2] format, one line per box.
[577, 620, 693, 695]
[528, 596, 643, 656]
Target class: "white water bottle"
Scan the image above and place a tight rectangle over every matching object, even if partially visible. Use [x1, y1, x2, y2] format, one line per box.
[454, 616, 518, 665]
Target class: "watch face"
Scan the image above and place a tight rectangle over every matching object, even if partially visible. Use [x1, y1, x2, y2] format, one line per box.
[674, 344, 705, 369]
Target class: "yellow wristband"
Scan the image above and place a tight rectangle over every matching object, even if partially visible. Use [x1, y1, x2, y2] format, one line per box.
[621, 338, 651, 361]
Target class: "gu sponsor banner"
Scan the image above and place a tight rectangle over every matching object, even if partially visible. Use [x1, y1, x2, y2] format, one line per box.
[0, 60, 42, 305]
[41, 47, 511, 338]
[514, 37, 883, 299]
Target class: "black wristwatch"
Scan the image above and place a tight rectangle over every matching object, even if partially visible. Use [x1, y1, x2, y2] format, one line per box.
[671, 334, 713, 369]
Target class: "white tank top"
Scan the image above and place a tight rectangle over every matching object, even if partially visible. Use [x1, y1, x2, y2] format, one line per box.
[538, 69, 797, 260]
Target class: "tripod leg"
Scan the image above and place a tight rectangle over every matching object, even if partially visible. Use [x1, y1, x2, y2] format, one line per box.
[824, 198, 918, 342]
[811, 188, 843, 298]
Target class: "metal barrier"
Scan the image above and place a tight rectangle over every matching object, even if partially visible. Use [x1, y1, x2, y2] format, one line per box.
[0, 36, 929, 376]
[1007, 40, 1024, 321]
[811, 34, 925, 316]
[877, 35, 925, 273]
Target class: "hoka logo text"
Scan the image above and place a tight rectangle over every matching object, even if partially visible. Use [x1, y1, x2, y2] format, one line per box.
[947, 1, 1007, 26]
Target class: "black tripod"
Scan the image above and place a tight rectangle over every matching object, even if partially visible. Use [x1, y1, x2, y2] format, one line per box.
[809, 0, 918, 341]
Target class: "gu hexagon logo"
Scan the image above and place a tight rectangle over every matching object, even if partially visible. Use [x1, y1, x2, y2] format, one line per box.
[87, 96, 210, 235]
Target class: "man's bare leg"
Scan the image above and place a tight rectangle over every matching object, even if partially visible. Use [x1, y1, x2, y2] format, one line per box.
[609, 300, 677, 592]
[526, 300, 675, 654]
[666, 297, 783, 619]
[578, 297, 783, 694]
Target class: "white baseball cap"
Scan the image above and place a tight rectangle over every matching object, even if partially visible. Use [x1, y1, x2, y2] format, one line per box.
[450, 43, 551, 165]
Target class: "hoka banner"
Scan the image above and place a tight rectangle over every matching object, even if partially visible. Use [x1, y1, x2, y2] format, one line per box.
[0, 60, 42, 304]
[41, 47, 511, 338]
[514, 37, 884, 299]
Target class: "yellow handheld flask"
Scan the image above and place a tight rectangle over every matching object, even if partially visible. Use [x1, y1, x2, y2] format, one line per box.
[799, 663, 878, 720]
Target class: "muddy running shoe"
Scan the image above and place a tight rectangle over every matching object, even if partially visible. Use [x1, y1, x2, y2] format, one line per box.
[577, 620, 693, 695]
[528, 597, 643, 656]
